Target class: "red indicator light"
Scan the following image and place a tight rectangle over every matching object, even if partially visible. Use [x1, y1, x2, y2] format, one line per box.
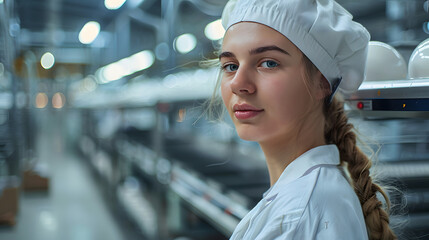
[357, 102, 364, 109]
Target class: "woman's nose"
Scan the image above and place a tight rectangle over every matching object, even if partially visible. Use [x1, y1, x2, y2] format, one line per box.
[230, 68, 256, 95]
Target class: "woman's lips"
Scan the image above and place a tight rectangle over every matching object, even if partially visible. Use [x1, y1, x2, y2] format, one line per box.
[233, 103, 264, 120]
[234, 110, 264, 119]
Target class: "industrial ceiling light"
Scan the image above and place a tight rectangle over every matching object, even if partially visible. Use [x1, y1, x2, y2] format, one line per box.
[174, 33, 197, 54]
[204, 19, 225, 41]
[79, 21, 100, 44]
[101, 50, 155, 82]
[40, 52, 55, 69]
[128, 50, 155, 72]
[105, 0, 127, 10]
[102, 62, 125, 82]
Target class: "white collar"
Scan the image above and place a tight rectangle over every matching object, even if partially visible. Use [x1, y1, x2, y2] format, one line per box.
[263, 144, 340, 199]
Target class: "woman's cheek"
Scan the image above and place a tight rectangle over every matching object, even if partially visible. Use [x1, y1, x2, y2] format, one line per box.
[266, 76, 305, 121]
[220, 80, 231, 110]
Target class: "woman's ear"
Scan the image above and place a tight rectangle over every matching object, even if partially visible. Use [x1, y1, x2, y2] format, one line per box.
[315, 72, 331, 101]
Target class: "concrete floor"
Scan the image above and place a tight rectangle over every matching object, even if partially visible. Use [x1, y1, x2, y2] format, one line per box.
[0, 110, 134, 240]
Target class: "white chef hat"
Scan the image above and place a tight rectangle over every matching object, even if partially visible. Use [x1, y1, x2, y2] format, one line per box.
[221, 0, 370, 101]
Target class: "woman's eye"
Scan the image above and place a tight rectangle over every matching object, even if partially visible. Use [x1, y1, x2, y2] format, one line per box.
[223, 64, 239, 72]
[261, 60, 279, 68]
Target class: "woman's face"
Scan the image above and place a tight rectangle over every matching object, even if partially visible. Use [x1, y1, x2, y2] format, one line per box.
[220, 22, 324, 143]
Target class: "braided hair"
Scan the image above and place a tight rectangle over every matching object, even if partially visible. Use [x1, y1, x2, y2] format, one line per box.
[301, 54, 397, 240]
[325, 97, 397, 240]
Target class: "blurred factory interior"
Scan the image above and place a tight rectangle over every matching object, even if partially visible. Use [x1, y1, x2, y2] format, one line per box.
[0, 0, 429, 239]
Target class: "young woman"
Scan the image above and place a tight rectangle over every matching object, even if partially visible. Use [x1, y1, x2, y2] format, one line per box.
[213, 0, 397, 239]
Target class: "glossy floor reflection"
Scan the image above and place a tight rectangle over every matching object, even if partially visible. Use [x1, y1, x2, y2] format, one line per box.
[0, 110, 131, 240]
[0, 158, 125, 240]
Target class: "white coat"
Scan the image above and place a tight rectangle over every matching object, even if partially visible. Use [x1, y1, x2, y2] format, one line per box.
[230, 144, 368, 239]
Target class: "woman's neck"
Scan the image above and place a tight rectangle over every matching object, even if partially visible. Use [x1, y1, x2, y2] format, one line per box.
[259, 117, 326, 186]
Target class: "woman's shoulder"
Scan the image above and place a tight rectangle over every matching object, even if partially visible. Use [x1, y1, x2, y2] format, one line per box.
[254, 165, 359, 225]
[273, 165, 364, 222]
[273, 165, 357, 209]
[310, 165, 360, 207]
[296, 166, 369, 239]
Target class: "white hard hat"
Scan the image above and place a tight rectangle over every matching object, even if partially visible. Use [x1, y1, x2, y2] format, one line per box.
[365, 41, 407, 81]
[409, 38, 429, 79]
[221, 0, 370, 97]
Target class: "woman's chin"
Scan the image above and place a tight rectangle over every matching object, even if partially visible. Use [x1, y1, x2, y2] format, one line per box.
[235, 128, 262, 142]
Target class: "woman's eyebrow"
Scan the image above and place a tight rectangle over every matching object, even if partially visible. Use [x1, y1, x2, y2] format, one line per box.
[250, 45, 290, 56]
[218, 45, 290, 60]
[218, 51, 235, 60]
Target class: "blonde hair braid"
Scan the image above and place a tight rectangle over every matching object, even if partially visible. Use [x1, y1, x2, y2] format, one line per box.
[324, 96, 397, 240]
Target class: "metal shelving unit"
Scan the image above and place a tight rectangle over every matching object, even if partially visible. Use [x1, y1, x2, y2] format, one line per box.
[0, 0, 23, 226]
[346, 79, 429, 118]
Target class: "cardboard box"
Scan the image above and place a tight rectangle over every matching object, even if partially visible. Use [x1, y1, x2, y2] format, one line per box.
[22, 170, 50, 191]
[0, 187, 19, 226]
